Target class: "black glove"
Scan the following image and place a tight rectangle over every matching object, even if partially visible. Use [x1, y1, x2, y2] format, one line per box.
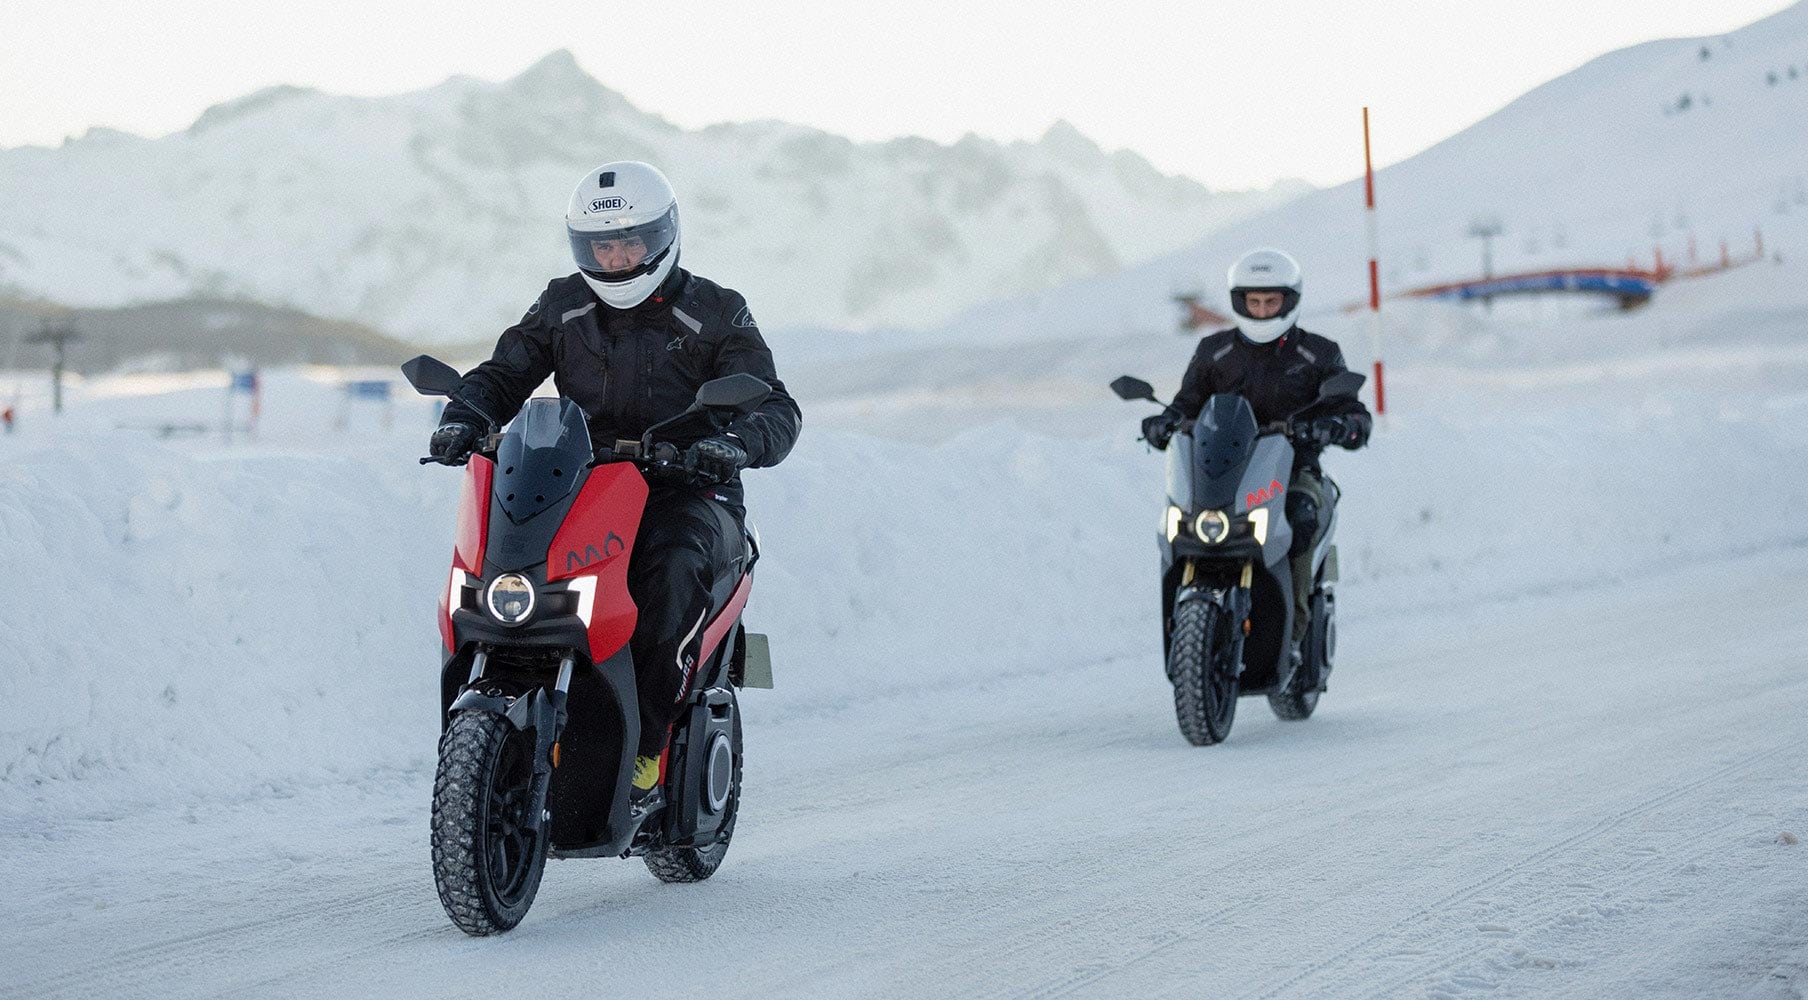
[1311, 415, 1353, 447]
[1141, 411, 1183, 449]
[684, 435, 748, 484]
[429, 422, 479, 464]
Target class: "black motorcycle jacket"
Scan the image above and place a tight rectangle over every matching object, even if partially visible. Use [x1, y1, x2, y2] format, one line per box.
[441, 268, 801, 509]
[1169, 325, 1371, 472]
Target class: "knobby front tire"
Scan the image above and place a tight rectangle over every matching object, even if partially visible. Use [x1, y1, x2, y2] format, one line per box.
[431, 711, 549, 935]
[1169, 599, 1238, 746]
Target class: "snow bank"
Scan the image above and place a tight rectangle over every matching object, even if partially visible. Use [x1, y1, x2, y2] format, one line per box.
[4, 383, 1803, 818]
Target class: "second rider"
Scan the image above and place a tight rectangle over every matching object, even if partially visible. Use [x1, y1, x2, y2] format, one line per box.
[1142, 248, 1370, 667]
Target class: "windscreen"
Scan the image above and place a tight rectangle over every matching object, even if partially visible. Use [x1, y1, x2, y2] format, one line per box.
[1191, 394, 1259, 512]
[493, 397, 593, 524]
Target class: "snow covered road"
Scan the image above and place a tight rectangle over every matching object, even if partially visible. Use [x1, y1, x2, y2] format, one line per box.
[9, 541, 1805, 1000]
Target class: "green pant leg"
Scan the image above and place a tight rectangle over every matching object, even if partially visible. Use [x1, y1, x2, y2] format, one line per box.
[1287, 469, 1331, 646]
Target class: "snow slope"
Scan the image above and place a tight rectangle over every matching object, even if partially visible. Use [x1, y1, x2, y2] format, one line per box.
[930, 1, 1808, 345]
[2, 234, 1806, 996]
[0, 52, 1303, 342]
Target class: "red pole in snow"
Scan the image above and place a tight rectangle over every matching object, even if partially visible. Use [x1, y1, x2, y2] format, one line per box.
[1654, 246, 1667, 280]
[1363, 107, 1386, 417]
[1755, 226, 1765, 258]
[1687, 232, 1698, 266]
[1720, 239, 1730, 268]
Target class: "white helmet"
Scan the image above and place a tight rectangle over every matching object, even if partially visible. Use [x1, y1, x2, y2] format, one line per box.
[565, 161, 680, 309]
[1226, 248, 1303, 345]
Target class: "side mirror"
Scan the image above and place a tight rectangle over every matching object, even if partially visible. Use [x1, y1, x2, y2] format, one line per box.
[696, 372, 771, 414]
[1110, 376, 1158, 403]
[402, 355, 463, 397]
[1316, 370, 1366, 402]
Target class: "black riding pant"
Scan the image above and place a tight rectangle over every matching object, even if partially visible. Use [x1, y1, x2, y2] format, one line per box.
[626, 487, 743, 756]
[1285, 469, 1333, 646]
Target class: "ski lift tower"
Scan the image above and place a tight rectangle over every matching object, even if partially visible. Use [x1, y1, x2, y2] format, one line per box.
[1467, 217, 1504, 313]
[26, 318, 82, 414]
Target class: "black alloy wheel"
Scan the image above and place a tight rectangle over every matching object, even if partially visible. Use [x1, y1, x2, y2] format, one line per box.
[431, 711, 549, 935]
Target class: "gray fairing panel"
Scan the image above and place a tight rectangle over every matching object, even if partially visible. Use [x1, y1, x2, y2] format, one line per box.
[1237, 435, 1295, 562]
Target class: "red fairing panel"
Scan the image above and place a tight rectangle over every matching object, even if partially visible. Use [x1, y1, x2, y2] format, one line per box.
[439, 579, 455, 654]
[455, 456, 494, 576]
[698, 573, 754, 664]
[548, 463, 649, 662]
[441, 456, 494, 653]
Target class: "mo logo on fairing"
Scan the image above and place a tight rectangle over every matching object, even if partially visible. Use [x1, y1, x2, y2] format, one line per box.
[565, 531, 625, 571]
[1245, 479, 1285, 509]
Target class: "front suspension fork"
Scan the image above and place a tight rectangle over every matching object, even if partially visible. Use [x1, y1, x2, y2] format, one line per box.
[450, 647, 575, 834]
[1176, 560, 1254, 670]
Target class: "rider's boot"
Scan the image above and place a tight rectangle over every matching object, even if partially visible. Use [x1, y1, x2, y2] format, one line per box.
[630, 753, 664, 813]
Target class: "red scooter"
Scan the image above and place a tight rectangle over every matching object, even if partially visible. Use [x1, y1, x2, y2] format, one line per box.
[403, 356, 775, 936]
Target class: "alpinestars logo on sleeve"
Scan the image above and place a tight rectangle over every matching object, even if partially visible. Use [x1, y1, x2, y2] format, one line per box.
[732, 306, 757, 329]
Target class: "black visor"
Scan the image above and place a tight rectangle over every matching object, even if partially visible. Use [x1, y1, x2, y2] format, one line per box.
[568, 205, 678, 282]
[1230, 287, 1301, 320]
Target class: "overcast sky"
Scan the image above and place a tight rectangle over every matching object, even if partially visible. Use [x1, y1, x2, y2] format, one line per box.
[0, 0, 1792, 189]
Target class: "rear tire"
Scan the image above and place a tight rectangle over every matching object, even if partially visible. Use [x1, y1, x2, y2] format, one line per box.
[1267, 686, 1319, 720]
[431, 711, 548, 935]
[645, 711, 742, 883]
[1169, 599, 1238, 746]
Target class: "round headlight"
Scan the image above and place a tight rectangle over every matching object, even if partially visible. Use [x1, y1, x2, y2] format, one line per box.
[486, 574, 536, 625]
[1194, 509, 1231, 544]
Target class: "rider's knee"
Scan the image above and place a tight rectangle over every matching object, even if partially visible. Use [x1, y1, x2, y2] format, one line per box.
[1285, 489, 1319, 558]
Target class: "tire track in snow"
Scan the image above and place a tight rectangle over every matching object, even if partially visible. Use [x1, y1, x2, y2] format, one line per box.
[1349, 813, 1752, 1000]
[1239, 746, 1781, 1000]
[9, 872, 429, 999]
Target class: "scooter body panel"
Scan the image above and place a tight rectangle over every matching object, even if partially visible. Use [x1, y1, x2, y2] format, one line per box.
[1157, 393, 1322, 693]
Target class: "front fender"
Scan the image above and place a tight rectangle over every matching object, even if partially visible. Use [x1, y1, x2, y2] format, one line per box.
[448, 685, 561, 737]
[447, 685, 565, 834]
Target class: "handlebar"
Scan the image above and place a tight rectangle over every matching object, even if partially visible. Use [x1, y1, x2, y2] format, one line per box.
[418, 424, 728, 489]
[417, 443, 702, 477]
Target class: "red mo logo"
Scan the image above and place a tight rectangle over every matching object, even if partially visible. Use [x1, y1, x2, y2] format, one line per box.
[1245, 478, 1285, 509]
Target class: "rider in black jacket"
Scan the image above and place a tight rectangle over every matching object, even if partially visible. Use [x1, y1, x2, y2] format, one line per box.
[1143, 249, 1369, 657]
[432, 161, 801, 796]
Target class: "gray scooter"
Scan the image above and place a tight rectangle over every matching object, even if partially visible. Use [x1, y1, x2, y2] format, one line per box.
[1112, 370, 1364, 745]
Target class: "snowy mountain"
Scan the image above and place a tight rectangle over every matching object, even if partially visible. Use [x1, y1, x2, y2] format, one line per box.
[0, 52, 1305, 343]
[930, 1, 1808, 344]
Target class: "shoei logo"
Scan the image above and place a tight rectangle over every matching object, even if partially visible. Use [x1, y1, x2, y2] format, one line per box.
[1245, 478, 1285, 509]
[589, 197, 626, 212]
